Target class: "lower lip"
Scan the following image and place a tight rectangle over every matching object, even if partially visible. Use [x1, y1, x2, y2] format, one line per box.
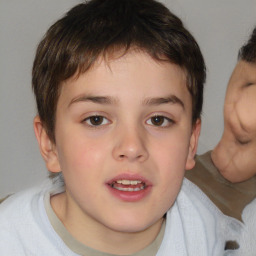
[106, 185, 152, 202]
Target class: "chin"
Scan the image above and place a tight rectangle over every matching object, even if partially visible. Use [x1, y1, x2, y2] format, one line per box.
[104, 214, 159, 234]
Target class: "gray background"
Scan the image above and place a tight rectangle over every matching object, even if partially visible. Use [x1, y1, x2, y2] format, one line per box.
[1, 0, 256, 198]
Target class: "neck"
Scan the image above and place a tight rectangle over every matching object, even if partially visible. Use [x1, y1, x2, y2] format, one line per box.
[51, 192, 164, 255]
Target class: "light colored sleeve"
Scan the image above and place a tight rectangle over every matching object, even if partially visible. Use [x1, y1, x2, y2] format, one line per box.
[226, 198, 256, 256]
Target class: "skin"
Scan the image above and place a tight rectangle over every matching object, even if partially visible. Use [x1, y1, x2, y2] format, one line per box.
[34, 50, 200, 255]
[212, 60, 256, 182]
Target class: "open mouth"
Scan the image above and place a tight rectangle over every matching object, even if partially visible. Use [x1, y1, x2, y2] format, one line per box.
[110, 179, 146, 192]
[106, 176, 151, 201]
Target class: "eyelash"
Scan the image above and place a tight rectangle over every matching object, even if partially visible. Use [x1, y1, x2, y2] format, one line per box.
[82, 115, 110, 127]
[146, 115, 174, 128]
[82, 114, 174, 128]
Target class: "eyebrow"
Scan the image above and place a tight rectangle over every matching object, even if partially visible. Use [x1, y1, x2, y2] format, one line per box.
[69, 95, 117, 107]
[143, 95, 185, 109]
[69, 94, 184, 109]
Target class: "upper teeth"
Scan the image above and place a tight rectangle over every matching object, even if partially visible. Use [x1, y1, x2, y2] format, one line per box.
[116, 180, 142, 185]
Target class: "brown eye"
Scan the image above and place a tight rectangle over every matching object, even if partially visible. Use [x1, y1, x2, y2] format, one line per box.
[90, 116, 103, 125]
[146, 115, 173, 127]
[151, 116, 165, 126]
[84, 115, 109, 126]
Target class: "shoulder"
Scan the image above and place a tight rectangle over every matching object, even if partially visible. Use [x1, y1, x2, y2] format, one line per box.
[0, 177, 65, 253]
[242, 197, 256, 237]
[224, 199, 256, 256]
[239, 198, 256, 255]
[186, 151, 256, 220]
[0, 177, 71, 254]
[0, 176, 64, 217]
[165, 178, 242, 255]
[179, 177, 229, 223]
[180, 177, 242, 237]
[0, 177, 56, 213]
[0, 182, 43, 252]
[242, 197, 256, 219]
[0, 183, 43, 218]
[0, 179, 55, 235]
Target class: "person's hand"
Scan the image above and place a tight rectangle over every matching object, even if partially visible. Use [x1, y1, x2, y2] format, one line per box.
[212, 61, 256, 182]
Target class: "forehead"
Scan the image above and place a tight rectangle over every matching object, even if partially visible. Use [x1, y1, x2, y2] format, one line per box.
[66, 50, 187, 87]
[59, 50, 191, 109]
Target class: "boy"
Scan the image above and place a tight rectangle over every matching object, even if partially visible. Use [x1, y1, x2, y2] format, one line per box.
[0, 0, 240, 255]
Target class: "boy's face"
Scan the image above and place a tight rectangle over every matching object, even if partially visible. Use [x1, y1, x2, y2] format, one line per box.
[36, 51, 200, 239]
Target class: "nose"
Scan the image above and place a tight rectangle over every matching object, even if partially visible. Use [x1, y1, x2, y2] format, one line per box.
[112, 126, 149, 162]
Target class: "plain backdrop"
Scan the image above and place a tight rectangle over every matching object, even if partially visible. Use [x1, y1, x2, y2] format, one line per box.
[1, 0, 256, 198]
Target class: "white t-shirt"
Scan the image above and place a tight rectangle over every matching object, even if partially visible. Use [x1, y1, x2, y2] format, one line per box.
[0, 177, 242, 255]
[225, 198, 256, 256]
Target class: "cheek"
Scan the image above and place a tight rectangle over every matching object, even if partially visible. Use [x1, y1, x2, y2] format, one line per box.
[152, 132, 191, 189]
[154, 132, 191, 165]
[56, 134, 108, 174]
[56, 138, 107, 200]
[153, 140, 188, 213]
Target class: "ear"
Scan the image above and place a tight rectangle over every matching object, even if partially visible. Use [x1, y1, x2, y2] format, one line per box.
[33, 116, 61, 173]
[185, 119, 201, 170]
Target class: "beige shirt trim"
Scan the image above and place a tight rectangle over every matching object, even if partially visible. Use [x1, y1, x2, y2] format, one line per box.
[44, 192, 165, 256]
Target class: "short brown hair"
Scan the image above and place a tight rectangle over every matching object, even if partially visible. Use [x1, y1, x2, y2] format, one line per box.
[32, 0, 206, 142]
